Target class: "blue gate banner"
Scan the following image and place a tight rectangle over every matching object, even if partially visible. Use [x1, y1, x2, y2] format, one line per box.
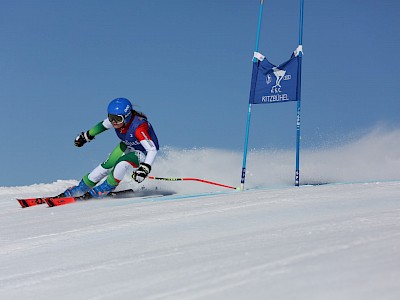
[249, 54, 299, 104]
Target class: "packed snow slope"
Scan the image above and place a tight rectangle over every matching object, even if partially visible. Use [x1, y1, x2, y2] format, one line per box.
[0, 181, 399, 300]
[0, 128, 399, 299]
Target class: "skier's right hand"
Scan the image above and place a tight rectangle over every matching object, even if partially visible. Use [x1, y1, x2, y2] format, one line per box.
[74, 131, 94, 147]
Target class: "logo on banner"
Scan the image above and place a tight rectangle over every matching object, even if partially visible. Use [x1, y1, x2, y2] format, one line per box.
[262, 66, 293, 103]
[270, 67, 291, 93]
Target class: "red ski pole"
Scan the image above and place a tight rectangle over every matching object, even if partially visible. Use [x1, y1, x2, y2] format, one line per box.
[148, 176, 238, 190]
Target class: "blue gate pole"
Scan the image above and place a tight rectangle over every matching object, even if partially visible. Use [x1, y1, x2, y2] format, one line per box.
[241, 0, 265, 191]
[295, 0, 305, 186]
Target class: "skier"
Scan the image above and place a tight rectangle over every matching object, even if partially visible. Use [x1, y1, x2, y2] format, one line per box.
[59, 97, 159, 198]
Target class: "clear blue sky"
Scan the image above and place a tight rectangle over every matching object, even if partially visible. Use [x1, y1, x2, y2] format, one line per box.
[1, 0, 399, 186]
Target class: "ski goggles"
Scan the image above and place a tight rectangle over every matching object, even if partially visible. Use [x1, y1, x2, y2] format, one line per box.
[108, 114, 125, 124]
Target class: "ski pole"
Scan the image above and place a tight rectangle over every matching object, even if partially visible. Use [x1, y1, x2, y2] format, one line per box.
[148, 176, 239, 190]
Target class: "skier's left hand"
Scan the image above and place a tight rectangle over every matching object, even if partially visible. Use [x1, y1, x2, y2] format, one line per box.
[132, 163, 151, 183]
[74, 131, 94, 147]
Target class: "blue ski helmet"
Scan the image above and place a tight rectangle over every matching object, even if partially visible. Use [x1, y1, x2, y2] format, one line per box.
[107, 98, 133, 124]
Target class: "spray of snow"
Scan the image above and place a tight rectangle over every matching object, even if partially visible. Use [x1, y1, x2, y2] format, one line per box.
[148, 127, 400, 193]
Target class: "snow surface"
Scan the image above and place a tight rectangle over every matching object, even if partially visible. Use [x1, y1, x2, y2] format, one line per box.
[1, 129, 400, 299]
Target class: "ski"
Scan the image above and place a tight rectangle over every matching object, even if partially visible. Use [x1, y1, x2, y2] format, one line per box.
[17, 189, 135, 208]
[17, 197, 50, 208]
[45, 196, 77, 207]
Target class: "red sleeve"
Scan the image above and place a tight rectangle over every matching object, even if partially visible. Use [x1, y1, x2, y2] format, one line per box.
[135, 122, 152, 141]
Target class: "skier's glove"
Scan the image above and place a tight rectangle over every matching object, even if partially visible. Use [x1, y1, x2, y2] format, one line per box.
[74, 131, 94, 147]
[132, 163, 151, 183]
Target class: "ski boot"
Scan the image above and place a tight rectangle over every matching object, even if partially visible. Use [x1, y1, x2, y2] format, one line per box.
[88, 180, 117, 198]
[58, 179, 92, 198]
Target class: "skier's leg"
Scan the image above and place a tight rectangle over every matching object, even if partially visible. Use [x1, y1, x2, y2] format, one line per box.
[89, 152, 140, 198]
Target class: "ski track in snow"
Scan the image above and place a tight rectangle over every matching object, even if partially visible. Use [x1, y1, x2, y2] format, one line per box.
[0, 180, 400, 300]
